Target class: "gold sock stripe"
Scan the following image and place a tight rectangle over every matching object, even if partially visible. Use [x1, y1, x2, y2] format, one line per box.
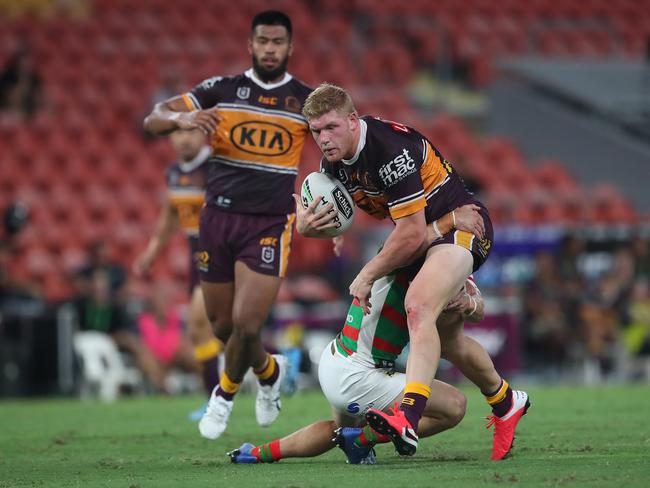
[193, 338, 222, 362]
[486, 379, 509, 405]
[404, 382, 432, 398]
[219, 372, 241, 394]
[255, 354, 277, 380]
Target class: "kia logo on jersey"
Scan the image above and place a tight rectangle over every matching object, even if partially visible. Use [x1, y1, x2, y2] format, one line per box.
[230, 121, 293, 156]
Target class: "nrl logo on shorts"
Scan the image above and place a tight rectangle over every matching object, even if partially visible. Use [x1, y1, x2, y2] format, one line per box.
[237, 86, 250, 100]
[261, 246, 275, 264]
[197, 251, 209, 272]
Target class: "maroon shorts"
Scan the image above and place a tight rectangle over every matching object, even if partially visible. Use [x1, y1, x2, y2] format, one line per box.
[198, 206, 296, 283]
[431, 204, 493, 272]
[188, 236, 200, 293]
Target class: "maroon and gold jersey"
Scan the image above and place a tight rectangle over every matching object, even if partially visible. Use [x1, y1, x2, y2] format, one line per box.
[166, 146, 210, 239]
[182, 69, 312, 216]
[320, 116, 479, 223]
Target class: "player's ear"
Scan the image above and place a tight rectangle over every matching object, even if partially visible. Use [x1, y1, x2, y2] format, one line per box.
[348, 112, 358, 131]
[247, 37, 253, 55]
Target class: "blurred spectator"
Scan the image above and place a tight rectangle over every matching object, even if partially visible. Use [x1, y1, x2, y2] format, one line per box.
[623, 277, 650, 360]
[1, 239, 38, 304]
[631, 236, 650, 280]
[557, 234, 587, 330]
[136, 283, 200, 382]
[577, 248, 634, 377]
[0, 44, 42, 119]
[522, 251, 573, 369]
[73, 269, 167, 392]
[73, 241, 127, 301]
[3, 201, 29, 238]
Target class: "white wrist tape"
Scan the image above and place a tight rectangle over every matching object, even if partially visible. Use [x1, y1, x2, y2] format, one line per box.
[432, 220, 442, 239]
[468, 296, 478, 316]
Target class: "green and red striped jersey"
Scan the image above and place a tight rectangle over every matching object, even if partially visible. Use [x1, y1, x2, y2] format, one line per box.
[336, 272, 410, 367]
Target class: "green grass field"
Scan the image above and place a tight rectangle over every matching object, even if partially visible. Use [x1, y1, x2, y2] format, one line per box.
[1, 385, 649, 488]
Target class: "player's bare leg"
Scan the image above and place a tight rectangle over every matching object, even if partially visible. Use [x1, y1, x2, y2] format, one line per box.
[186, 286, 223, 420]
[437, 310, 530, 460]
[198, 280, 235, 439]
[199, 262, 286, 439]
[229, 262, 287, 427]
[364, 377, 467, 457]
[229, 380, 466, 465]
[229, 420, 339, 464]
[367, 244, 472, 455]
[224, 262, 281, 381]
[437, 311, 502, 393]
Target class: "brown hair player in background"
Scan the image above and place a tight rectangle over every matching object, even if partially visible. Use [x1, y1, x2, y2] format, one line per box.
[133, 128, 221, 420]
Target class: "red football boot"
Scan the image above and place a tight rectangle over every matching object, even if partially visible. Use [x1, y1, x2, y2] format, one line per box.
[485, 390, 531, 460]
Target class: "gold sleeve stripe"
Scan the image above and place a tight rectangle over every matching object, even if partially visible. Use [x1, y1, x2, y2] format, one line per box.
[420, 142, 448, 192]
[454, 230, 475, 251]
[181, 94, 197, 111]
[389, 197, 427, 220]
[279, 213, 296, 278]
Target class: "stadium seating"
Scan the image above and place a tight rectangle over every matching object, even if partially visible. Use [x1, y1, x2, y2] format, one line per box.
[1, 0, 645, 300]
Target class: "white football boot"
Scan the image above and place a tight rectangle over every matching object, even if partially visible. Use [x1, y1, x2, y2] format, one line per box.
[255, 354, 288, 427]
[198, 388, 233, 440]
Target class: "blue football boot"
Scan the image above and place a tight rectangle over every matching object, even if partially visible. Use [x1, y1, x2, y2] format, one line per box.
[333, 427, 377, 465]
[187, 401, 208, 422]
[227, 443, 258, 464]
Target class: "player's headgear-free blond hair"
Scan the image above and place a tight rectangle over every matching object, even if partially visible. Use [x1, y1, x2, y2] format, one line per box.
[302, 83, 357, 120]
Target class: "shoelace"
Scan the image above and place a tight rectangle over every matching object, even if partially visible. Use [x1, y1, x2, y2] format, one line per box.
[485, 415, 500, 429]
[388, 402, 401, 416]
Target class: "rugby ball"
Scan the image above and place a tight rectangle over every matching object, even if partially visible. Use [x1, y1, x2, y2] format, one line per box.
[300, 171, 355, 237]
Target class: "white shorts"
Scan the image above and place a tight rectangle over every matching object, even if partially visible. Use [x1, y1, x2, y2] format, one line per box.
[318, 340, 405, 420]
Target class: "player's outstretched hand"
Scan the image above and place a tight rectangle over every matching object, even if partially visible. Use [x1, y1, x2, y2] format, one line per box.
[453, 204, 485, 240]
[176, 110, 222, 135]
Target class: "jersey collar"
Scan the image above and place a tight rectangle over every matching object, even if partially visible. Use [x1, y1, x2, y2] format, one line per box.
[178, 145, 211, 172]
[245, 68, 292, 90]
[341, 118, 367, 166]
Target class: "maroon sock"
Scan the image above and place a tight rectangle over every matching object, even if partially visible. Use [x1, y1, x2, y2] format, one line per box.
[398, 393, 428, 433]
[201, 355, 220, 397]
[255, 356, 280, 387]
[483, 380, 514, 418]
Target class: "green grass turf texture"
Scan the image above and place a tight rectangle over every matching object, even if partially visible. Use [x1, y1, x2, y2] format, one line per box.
[1, 385, 649, 488]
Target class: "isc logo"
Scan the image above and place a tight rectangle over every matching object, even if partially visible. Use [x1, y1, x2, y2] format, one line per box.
[230, 121, 293, 156]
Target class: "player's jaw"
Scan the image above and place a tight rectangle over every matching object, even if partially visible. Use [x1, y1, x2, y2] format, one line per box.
[252, 53, 288, 83]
